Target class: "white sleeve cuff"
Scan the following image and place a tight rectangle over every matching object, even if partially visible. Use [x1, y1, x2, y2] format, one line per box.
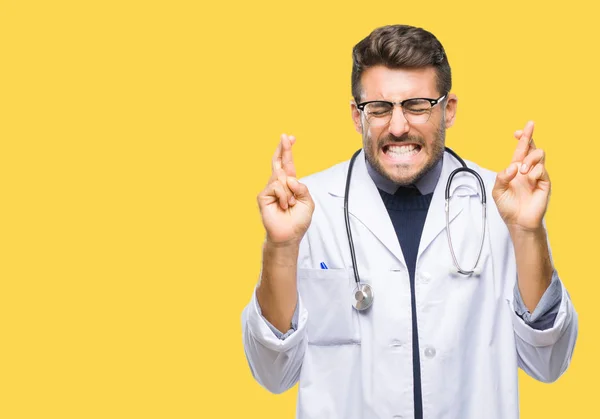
[513, 270, 562, 330]
[246, 287, 308, 352]
[510, 279, 574, 347]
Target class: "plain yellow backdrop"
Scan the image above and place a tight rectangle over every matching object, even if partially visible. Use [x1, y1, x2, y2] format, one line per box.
[0, 0, 597, 417]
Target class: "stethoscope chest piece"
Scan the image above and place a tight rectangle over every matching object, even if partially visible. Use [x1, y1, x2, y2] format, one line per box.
[352, 283, 374, 311]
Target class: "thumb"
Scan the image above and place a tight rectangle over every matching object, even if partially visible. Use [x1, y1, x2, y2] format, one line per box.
[494, 163, 518, 192]
[287, 177, 310, 200]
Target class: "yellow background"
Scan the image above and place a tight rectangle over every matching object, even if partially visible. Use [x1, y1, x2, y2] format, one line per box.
[0, 0, 597, 417]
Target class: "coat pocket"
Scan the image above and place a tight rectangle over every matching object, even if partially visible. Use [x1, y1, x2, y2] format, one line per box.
[297, 268, 361, 346]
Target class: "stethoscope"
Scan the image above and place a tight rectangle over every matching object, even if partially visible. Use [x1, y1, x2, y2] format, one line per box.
[345, 147, 487, 311]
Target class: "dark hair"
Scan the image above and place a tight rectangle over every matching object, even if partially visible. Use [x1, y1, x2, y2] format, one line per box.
[351, 25, 451, 103]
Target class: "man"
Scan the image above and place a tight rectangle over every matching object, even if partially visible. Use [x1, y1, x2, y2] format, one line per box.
[242, 25, 578, 418]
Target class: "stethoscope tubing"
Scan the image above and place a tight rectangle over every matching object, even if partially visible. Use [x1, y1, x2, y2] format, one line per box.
[344, 147, 487, 310]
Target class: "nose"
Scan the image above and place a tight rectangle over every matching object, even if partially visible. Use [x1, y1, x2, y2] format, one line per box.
[388, 106, 410, 137]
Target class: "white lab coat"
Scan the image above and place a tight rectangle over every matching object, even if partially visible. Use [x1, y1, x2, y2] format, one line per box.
[242, 150, 578, 419]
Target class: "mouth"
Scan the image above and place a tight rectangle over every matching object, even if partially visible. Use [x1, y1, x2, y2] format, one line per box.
[382, 143, 422, 162]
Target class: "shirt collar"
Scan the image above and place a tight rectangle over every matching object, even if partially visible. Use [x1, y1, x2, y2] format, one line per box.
[365, 153, 443, 195]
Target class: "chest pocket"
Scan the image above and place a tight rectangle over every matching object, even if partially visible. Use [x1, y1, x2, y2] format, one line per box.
[297, 268, 361, 346]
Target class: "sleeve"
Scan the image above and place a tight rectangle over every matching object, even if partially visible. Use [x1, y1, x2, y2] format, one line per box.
[257, 296, 299, 340]
[513, 270, 562, 330]
[241, 286, 309, 394]
[509, 273, 578, 383]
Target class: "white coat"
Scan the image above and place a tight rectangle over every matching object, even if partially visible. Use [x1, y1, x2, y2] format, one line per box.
[242, 150, 578, 419]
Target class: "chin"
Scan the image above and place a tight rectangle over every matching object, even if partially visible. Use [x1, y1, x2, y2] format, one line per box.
[377, 159, 426, 183]
[386, 169, 424, 186]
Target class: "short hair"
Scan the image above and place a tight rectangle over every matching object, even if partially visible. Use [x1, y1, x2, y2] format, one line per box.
[351, 25, 452, 103]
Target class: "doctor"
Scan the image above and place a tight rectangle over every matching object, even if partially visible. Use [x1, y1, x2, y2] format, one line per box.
[242, 25, 578, 419]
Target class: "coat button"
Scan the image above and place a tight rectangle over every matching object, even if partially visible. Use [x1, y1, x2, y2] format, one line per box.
[420, 271, 432, 283]
[424, 347, 436, 358]
[390, 340, 403, 348]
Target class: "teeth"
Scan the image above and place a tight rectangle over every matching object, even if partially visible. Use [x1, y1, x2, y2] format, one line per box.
[386, 144, 419, 155]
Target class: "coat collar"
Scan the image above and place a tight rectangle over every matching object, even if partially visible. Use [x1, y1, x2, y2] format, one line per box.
[327, 150, 481, 266]
[365, 156, 443, 195]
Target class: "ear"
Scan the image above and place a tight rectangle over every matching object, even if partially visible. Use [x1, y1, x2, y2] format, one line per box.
[444, 93, 458, 129]
[350, 101, 363, 134]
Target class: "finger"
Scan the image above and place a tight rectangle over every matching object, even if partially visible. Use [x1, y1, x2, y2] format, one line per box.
[287, 177, 311, 202]
[270, 180, 289, 210]
[272, 167, 296, 206]
[268, 165, 283, 184]
[257, 187, 277, 208]
[257, 180, 284, 208]
[281, 134, 297, 177]
[511, 121, 535, 163]
[527, 163, 550, 185]
[520, 148, 545, 174]
[514, 130, 537, 156]
[494, 163, 519, 193]
[271, 134, 285, 173]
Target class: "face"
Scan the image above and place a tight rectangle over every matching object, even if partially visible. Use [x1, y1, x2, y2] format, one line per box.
[351, 66, 458, 186]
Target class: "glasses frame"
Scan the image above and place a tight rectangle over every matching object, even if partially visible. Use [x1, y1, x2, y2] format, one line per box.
[356, 94, 447, 124]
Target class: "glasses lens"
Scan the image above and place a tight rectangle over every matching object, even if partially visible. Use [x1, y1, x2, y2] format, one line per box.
[364, 102, 393, 126]
[402, 99, 433, 124]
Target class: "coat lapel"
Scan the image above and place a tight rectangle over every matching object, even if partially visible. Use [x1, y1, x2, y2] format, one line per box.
[328, 150, 406, 267]
[418, 152, 481, 257]
[327, 150, 483, 266]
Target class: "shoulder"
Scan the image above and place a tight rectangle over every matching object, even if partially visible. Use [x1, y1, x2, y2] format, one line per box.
[463, 158, 498, 187]
[298, 159, 350, 197]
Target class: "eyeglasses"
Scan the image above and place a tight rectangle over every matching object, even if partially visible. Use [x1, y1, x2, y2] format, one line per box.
[356, 94, 447, 126]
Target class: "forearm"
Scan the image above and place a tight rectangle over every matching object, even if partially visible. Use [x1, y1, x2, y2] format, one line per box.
[510, 226, 553, 312]
[256, 240, 299, 333]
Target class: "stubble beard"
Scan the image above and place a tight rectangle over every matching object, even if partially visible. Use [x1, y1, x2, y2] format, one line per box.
[363, 122, 446, 186]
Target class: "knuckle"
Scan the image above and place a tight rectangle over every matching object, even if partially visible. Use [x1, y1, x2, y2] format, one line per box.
[257, 190, 269, 204]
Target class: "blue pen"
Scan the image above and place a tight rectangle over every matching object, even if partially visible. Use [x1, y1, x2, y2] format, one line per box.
[320, 262, 328, 269]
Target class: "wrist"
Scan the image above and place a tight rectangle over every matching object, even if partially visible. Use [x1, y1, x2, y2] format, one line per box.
[507, 224, 545, 238]
[264, 237, 301, 251]
[263, 239, 300, 267]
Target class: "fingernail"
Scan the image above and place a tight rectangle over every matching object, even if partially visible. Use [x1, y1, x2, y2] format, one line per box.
[520, 163, 528, 173]
[289, 195, 296, 205]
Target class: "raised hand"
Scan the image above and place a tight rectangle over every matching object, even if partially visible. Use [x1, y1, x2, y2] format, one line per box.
[492, 121, 551, 232]
[257, 134, 315, 245]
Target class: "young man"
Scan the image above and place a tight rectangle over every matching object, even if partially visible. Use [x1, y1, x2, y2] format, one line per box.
[242, 25, 577, 419]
